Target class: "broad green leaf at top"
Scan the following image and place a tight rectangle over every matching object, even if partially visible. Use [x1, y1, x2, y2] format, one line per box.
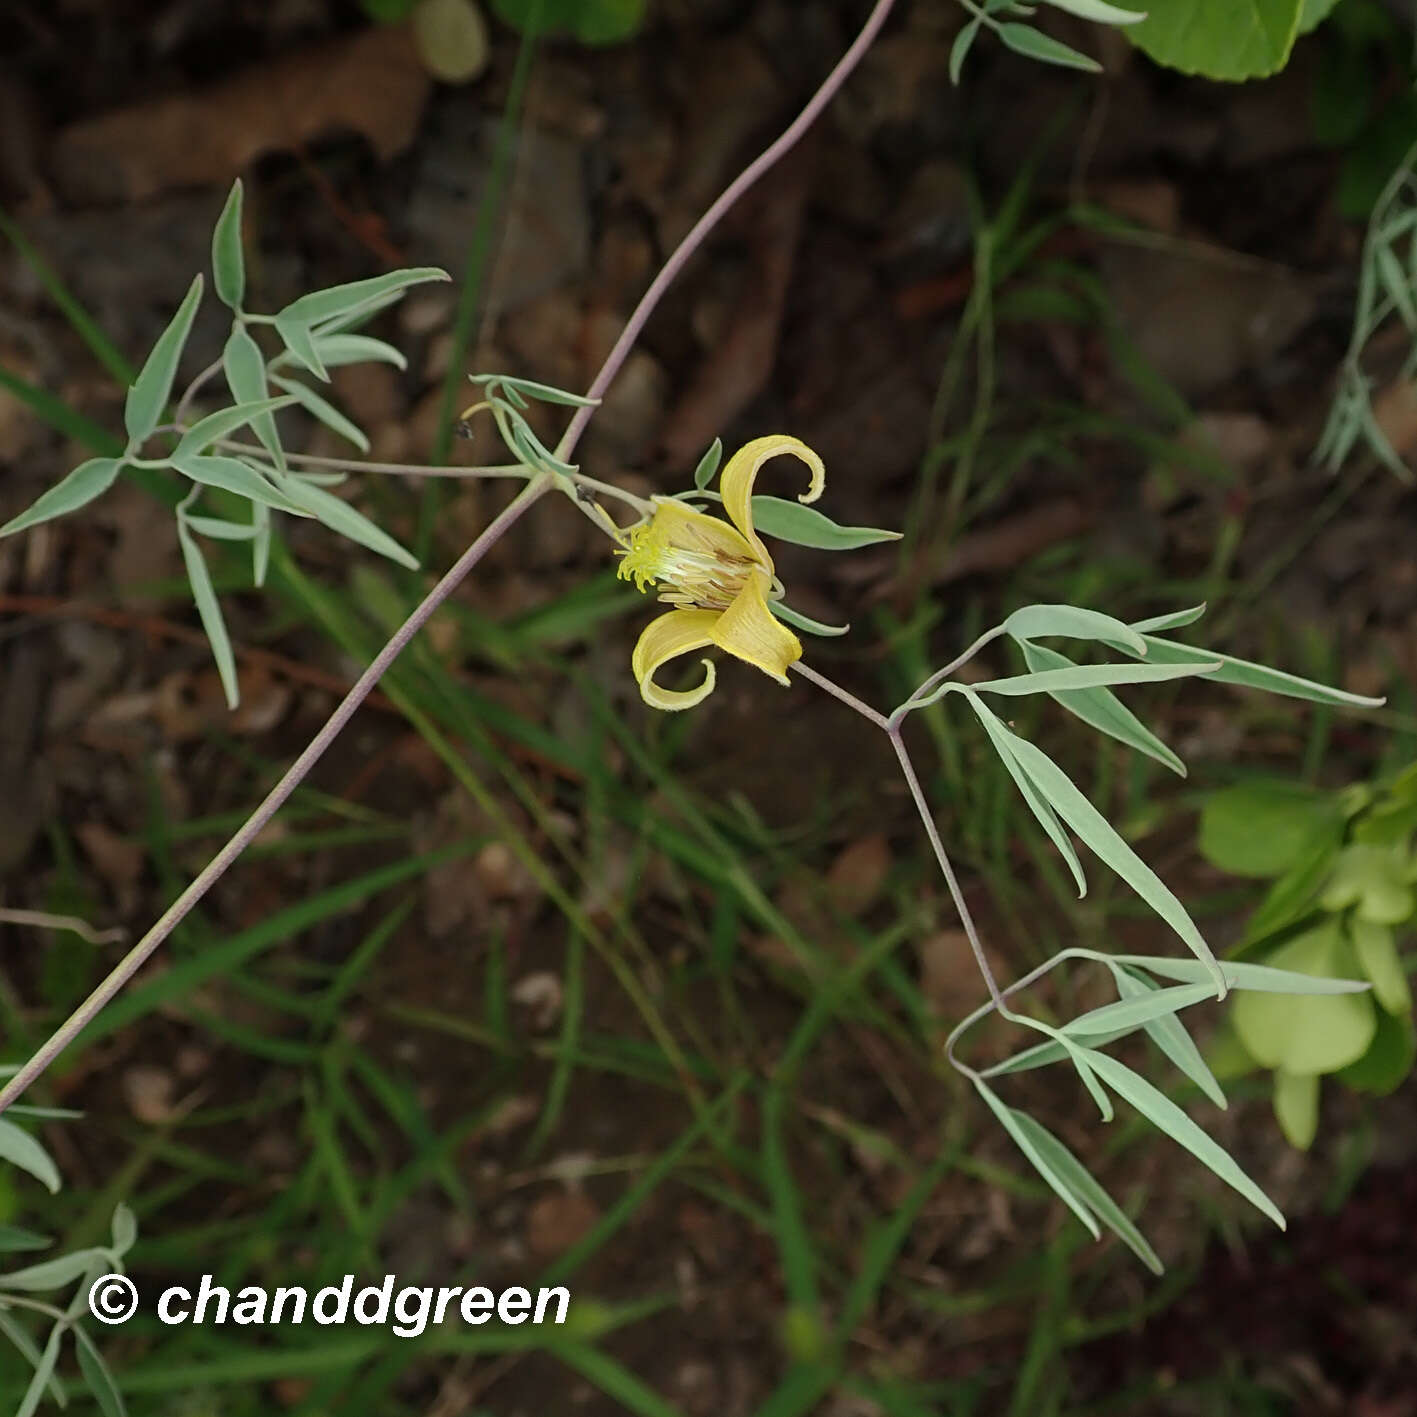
[1126, 0, 1303, 79]
[491, 0, 646, 44]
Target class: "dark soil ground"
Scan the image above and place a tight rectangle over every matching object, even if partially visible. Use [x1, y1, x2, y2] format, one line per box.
[2, 1, 1417, 1414]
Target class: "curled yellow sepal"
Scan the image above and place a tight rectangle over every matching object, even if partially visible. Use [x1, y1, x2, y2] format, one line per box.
[719, 435, 825, 563]
[631, 571, 801, 710]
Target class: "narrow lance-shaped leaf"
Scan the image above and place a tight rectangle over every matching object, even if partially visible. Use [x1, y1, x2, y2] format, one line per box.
[949, 15, 981, 83]
[125, 273, 203, 445]
[998, 722, 1225, 992]
[769, 601, 850, 637]
[1123, 634, 1386, 708]
[170, 454, 313, 516]
[0, 458, 124, 538]
[0, 1310, 67, 1411]
[1004, 603, 1146, 655]
[973, 1080, 1100, 1239]
[1038, 0, 1145, 22]
[276, 268, 450, 327]
[0, 1247, 110, 1292]
[74, 1326, 126, 1417]
[223, 325, 285, 469]
[1130, 604, 1206, 634]
[996, 22, 1102, 72]
[472, 373, 600, 408]
[15, 1324, 63, 1417]
[211, 179, 245, 310]
[751, 496, 902, 550]
[176, 515, 240, 710]
[1006, 1108, 1164, 1273]
[966, 692, 1087, 896]
[972, 659, 1218, 696]
[1079, 1046, 1286, 1229]
[1114, 954, 1371, 994]
[0, 1119, 61, 1193]
[174, 395, 298, 462]
[273, 314, 329, 381]
[272, 474, 418, 570]
[305, 332, 408, 370]
[694, 437, 723, 490]
[1062, 981, 1218, 1037]
[269, 374, 370, 453]
[1109, 964, 1226, 1109]
[1020, 640, 1186, 776]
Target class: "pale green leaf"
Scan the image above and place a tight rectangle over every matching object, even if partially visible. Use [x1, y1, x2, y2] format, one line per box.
[974, 1081, 1100, 1238]
[0, 1225, 51, 1253]
[1007, 1109, 1163, 1272]
[174, 395, 297, 462]
[0, 1310, 66, 1411]
[996, 22, 1101, 72]
[1063, 981, 1218, 1037]
[0, 458, 124, 537]
[1113, 953, 1371, 994]
[993, 721, 1222, 987]
[1126, 633, 1385, 708]
[950, 16, 981, 83]
[124, 274, 203, 445]
[184, 514, 258, 541]
[273, 475, 419, 569]
[750, 496, 901, 550]
[1111, 964, 1227, 1108]
[1080, 1047, 1286, 1227]
[15, 1325, 62, 1417]
[74, 1325, 126, 1417]
[769, 602, 850, 637]
[973, 660, 1218, 696]
[109, 1204, 136, 1257]
[308, 333, 408, 371]
[1039, 0, 1145, 22]
[270, 374, 370, 453]
[177, 516, 240, 710]
[1020, 641, 1186, 775]
[277, 268, 449, 328]
[211, 179, 245, 309]
[1004, 603, 1146, 655]
[1129, 604, 1206, 633]
[0, 1120, 61, 1194]
[170, 454, 312, 516]
[0, 1247, 107, 1293]
[966, 693, 1087, 896]
[694, 437, 723, 491]
[273, 314, 329, 381]
[222, 325, 285, 469]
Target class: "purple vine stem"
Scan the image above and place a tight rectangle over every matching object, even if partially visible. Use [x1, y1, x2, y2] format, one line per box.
[0, 0, 899, 1114]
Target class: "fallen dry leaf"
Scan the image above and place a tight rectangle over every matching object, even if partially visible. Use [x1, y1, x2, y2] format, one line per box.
[121, 1064, 176, 1124]
[1373, 378, 1417, 464]
[51, 26, 431, 204]
[75, 820, 144, 913]
[826, 834, 892, 917]
[525, 1187, 599, 1261]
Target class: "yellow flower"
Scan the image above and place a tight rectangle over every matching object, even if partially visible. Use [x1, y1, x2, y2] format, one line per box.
[616, 435, 825, 711]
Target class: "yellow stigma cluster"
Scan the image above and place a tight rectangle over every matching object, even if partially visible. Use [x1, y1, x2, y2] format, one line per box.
[616, 509, 757, 611]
